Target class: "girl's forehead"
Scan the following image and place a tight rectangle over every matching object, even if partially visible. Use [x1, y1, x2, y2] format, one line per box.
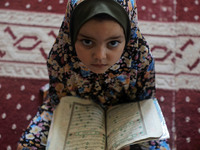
[78, 19, 125, 36]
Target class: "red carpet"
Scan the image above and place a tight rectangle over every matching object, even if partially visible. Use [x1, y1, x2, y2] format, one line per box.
[0, 0, 200, 149]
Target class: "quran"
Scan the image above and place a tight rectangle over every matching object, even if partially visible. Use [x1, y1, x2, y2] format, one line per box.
[46, 96, 169, 150]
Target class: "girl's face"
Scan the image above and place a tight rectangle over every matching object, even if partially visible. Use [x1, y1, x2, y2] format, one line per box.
[75, 19, 126, 74]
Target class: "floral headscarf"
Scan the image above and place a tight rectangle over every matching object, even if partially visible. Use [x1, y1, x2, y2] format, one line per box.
[47, 0, 155, 108]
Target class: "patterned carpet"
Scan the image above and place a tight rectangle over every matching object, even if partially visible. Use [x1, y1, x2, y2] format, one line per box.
[0, 0, 200, 149]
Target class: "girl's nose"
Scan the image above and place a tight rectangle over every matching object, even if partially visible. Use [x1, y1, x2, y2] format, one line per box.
[93, 46, 106, 60]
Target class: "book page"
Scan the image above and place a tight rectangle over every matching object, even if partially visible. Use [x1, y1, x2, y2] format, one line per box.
[106, 99, 163, 150]
[106, 102, 146, 150]
[153, 99, 170, 140]
[139, 99, 163, 140]
[46, 96, 106, 150]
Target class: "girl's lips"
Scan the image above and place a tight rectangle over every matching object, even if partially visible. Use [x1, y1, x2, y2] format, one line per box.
[91, 64, 108, 68]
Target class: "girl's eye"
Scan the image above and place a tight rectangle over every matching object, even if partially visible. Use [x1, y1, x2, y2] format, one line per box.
[108, 41, 120, 48]
[82, 39, 93, 46]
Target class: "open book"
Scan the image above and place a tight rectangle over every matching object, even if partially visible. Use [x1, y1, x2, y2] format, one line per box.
[46, 96, 169, 150]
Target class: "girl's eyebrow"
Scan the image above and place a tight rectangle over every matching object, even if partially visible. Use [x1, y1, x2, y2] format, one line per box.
[78, 33, 124, 40]
[77, 34, 95, 40]
[106, 35, 124, 40]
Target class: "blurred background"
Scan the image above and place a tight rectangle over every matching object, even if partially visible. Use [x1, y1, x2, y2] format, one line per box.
[0, 0, 200, 149]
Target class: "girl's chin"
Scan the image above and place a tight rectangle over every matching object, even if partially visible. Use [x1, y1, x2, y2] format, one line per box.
[90, 69, 107, 74]
[89, 67, 109, 74]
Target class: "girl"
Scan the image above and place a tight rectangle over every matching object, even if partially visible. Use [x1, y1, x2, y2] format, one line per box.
[17, 0, 170, 149]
